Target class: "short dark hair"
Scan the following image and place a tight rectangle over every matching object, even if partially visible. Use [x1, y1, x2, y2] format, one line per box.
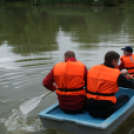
[64, 51, 75, 59]
[104, 51, 120, 64]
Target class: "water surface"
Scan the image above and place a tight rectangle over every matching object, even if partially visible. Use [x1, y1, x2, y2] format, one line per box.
[0, 7, 134, 134]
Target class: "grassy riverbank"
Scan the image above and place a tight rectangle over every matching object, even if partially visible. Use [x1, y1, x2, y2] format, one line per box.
[1, 0, 134, 7]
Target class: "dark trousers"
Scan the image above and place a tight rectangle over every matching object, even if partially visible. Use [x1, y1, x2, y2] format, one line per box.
[87, 95, 129, 119]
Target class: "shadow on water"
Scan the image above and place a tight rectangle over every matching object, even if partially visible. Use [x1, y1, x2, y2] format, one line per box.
[112, 113, 134, 134]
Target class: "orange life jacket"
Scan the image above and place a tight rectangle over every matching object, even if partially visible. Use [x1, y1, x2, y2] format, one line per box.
[121, 54, 134, 77]
[54, 61, 86, 96]
[86, 65, 121, 104]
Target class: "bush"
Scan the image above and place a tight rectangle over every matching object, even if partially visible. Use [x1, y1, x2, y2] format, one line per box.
[101, 0, 116, 6]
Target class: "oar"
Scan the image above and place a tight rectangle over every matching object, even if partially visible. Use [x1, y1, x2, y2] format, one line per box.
[127, 74, 134, 80]
[19, 91, 52, 115]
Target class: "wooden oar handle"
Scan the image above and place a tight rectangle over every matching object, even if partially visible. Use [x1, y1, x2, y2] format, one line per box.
[127, 74, 134, 80]
[41, 91, 52, 99]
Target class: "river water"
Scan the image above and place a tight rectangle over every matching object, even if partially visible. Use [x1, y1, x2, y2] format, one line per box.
[0, 6, 134, 134]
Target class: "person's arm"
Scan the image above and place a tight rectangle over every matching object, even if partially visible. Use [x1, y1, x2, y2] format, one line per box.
[84, 66, 88, 88]
[42, 67, 56, 91]
[117, 59, 125, 70]
[117, 74, 134, 89]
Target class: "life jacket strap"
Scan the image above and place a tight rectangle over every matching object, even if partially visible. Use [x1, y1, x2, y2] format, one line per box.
[87, 91, 115, 96]
[126, 67, 134, 70]
[58, 87, 84, 92]
[128, 73, 134, 75]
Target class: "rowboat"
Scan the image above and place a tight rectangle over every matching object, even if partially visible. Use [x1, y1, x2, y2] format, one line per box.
[38, 87, 134, 134]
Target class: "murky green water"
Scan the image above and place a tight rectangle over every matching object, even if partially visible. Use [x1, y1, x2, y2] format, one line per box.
[0, 6, 134, 134]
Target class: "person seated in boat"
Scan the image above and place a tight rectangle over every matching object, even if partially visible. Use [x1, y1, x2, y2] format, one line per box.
[43, 50, 87, 114]
[118, 46, 134, 79]
[86, 51, 134, 119]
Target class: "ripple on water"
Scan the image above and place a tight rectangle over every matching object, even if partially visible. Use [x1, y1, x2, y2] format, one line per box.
[0, 109, 45, 133]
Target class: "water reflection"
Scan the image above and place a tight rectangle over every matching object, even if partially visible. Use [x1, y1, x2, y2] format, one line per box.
[1, 7, 134, 56]
[0, 7, 59, 55]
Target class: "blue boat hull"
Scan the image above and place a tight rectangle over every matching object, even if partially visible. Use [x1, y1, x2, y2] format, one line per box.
[38, 87, 134, 134]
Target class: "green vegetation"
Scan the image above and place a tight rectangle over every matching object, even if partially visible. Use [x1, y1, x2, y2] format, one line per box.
[1, 0, 134, 7]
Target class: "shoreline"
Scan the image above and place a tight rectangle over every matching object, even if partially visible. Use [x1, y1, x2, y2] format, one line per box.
[1, 1, 134, 7]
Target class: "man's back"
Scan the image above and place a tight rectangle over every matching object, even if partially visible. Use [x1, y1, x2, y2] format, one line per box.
[43, 51, 87, 114]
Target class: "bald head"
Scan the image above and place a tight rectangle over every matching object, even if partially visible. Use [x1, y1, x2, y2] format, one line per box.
[64, 51, 75, 59]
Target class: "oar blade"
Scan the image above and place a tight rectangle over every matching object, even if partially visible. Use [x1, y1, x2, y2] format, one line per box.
[20, 97, 41, 115]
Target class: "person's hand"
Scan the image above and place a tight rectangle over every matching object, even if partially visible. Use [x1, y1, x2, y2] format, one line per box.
[121, 69, 128, 75]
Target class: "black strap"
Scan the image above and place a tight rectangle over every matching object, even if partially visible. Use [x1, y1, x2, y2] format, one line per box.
[58, 87, 84, 92]
[87, 91, 115, 96]
[126, 67, 134, 70]
[128, 73, 134, 75]
[125, 67, 134, 74]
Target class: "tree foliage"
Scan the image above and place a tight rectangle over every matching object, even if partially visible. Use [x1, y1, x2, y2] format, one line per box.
[2, 0, 134, 6]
